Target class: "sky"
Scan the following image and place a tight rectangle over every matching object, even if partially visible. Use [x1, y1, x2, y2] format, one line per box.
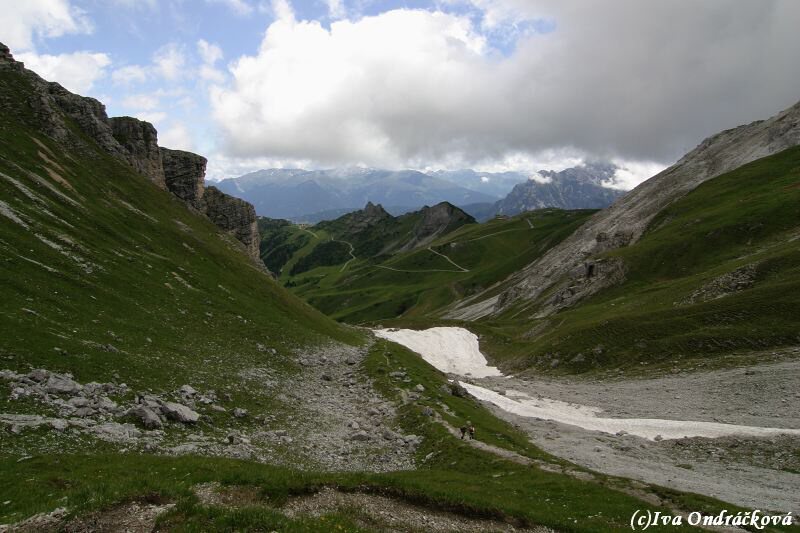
[2, 0, 800, 188]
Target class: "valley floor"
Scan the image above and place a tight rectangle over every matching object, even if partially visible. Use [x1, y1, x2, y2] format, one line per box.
[380, 328, 800, 515]
[472, 355, 800, 515]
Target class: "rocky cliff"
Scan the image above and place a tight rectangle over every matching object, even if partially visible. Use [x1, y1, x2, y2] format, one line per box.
[448, 98, 800, 320]
[0, 41, 261, 264]
[160, 148, 206, 208]
[159, 148, 260, 262]
[110, 117, 166, 189]
[203, 186, 260, 260]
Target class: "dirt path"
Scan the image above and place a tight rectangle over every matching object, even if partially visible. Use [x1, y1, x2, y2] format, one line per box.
[331, 239, 356, 272]
[426, 246, 469, 272]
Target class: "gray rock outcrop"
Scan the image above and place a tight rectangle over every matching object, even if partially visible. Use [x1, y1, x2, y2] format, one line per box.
[203, 186, 260, 260]
[448, 98, 800, 320]
[160, 401, 200, 424]
[161, 148, 206, 208]
[400, 202, 475, 251]
[110, 117, 166, 189]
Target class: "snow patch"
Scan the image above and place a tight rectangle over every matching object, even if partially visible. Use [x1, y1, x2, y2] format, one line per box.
[460, 382, 800, 441]
[379, 326, 800, 441]
[373, 327, 502, 378]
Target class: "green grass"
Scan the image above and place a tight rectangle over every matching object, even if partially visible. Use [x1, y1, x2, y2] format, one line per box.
[283, 209, 594, 323]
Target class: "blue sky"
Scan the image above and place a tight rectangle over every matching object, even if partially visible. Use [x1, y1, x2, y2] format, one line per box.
[3, 1, 800, 187]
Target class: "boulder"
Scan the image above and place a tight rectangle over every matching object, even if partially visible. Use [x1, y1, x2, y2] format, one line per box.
[50, 419, 69, 432]
[128, 405, 163, 429]
[350, 431, 370, 441]
[179, 384, 197, 397]
[45, 374, 82, 395]
[160, 401, 200, 424]
[232, 408, 248, 418]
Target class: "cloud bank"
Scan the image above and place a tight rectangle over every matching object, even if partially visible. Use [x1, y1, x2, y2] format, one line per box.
[210, 0, 800, 180]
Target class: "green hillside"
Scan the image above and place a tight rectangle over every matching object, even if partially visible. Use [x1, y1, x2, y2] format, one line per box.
[473, 146, 800, 374]
[260, 207, 593, 323]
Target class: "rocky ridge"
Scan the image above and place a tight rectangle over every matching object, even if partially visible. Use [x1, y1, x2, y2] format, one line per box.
[0, 42, 260, 264]
[448, 98, 800, 319]
[400, 202, 476, 252]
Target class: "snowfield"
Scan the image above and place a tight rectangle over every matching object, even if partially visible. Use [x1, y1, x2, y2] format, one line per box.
[373, 327, 502, 378]
[377, 327, 800, 441]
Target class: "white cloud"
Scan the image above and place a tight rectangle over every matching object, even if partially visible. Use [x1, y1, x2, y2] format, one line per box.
[132, 111, 167, 124]
[603, 160, 668, 190]
[153, 43, 186, 81]
[111, 65, 148, 85]
[324, 0, 346, 20]
[121, 93, 160, 110]
[200, 65, 226, 83]
[197, 39, 225, 82]
[206, 0, 254, 16]
[159, 122, 194, 151]
[210, 1, 800, 172]
[0, 0, 92, 52]
[528, 172, 552, 184]
[17, 51, 110, 93]
[197, 39, 223, 65]
[480, 176, 490, 183]
[270, 0, 295, 22]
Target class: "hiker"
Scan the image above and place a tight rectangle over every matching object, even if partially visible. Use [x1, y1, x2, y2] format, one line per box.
[468, 424, 476, 440]
[460, 425, 468, 439]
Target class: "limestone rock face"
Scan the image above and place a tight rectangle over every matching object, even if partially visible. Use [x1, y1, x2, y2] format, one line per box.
[110, 117, 166, 189]
[203, 186, 260, 260]
[160, 148, 206, 208]
[46, 82, 127, 158]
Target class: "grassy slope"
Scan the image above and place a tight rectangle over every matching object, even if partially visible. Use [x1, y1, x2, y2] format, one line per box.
[475, 146, 800, 374]
[0, 70, 357, 394]
[289, 210, 595, 323]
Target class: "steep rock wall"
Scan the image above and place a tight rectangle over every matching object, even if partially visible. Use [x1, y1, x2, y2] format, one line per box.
[160, 148, 206, 208]
[203, 186, 260, 260]
[110, 117, 166, 189]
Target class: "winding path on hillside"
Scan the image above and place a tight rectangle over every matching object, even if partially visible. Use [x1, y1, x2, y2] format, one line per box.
[331, 239, 356, 272]
[426, 246, 469, 272]
[373, 246, 471, 274]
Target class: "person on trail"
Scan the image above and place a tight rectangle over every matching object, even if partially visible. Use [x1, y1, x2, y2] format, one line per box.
[468, 425, 476, 440]
[460, 425, 468, 439]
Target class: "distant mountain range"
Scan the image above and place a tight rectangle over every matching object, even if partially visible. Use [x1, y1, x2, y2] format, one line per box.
[215, 168, 497, 221]
[216, 164, 629, 223]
